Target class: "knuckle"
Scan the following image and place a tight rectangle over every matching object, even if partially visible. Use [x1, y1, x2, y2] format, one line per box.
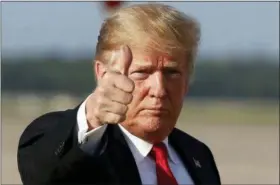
[125, 78, 134, 91]
[106, 113, 121, 124]
[128, 78, 135, 87]
[118, 104, 128, 114]
[122, 105, 128, 113]
[128, 93, 133, 103]
[119, 75, 128, 83]
[103, 117, 111, 124]
[111, 103, 124, 114]
[113, 115, 121, 123]
[92, 108, 100, 119]
[123, 93, 133, 104]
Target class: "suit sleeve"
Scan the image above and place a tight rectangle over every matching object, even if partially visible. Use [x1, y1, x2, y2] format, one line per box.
[17, 107, 107, 185]
[76, 98, 107, 153]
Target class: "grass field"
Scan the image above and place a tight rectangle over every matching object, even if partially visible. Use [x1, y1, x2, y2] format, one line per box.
[1, 93, 279, 184]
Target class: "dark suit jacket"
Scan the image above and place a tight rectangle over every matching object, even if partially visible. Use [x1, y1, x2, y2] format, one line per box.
[17, 105, 221, 185]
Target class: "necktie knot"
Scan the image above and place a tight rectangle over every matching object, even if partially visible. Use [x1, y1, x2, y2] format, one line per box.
[150, 142, 168, 160]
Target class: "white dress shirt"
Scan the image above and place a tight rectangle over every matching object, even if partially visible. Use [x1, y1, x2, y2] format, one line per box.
[76, 99, 194, 185]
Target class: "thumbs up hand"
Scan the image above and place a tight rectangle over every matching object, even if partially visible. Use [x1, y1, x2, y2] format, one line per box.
[86, 45, 135, 129]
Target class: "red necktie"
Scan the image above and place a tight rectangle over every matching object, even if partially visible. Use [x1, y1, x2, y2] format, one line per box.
[150, 142, 178, 185]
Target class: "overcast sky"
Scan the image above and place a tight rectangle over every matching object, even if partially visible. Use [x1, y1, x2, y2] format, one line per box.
[2, 1, 279, 58]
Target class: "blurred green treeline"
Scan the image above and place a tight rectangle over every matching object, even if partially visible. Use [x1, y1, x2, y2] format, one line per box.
[2, 55, 279, 99]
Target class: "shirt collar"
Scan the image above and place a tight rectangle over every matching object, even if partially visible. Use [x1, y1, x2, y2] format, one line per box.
[118, 125, 179, 164]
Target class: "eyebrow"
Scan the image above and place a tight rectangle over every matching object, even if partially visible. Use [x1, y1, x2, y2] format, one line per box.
[132, 61, 179, 68]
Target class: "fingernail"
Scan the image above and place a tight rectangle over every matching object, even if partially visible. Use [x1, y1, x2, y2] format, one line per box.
[120, 45, 125, 58]
[109, 50, 116, 64]
[121, 45, 128, 52]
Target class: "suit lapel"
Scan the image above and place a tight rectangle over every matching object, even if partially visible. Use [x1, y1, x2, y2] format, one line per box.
[169, 129, 204, 185]
[101, 125, 209, 185]
[105, 125, 142, 185]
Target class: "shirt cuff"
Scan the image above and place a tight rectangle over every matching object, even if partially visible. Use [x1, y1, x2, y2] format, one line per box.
[76, 96, 107, 154]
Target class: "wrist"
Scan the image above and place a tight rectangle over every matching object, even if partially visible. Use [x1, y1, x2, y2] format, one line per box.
[85, 98, 104, 131]
[86, 115, 104, 131]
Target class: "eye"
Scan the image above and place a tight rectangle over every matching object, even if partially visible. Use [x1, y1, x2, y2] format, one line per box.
[164, 69, 181, 77]
[130, 70, 150, 79]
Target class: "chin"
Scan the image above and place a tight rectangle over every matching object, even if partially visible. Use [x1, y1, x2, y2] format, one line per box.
[122, 113, 177, 142]
[139, 115, 163, 128]
[134, 116, 175, 141]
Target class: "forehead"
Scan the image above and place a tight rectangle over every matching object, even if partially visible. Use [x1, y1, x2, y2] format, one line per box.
[131, 50, 186, 67]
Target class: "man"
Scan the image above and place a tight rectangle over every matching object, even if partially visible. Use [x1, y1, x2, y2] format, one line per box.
[17, 3, 221, 185]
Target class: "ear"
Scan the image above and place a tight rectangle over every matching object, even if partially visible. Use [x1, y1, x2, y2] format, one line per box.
[94, 60, 107, 82]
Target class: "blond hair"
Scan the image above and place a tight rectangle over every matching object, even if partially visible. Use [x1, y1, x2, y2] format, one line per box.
[95, 3, 200, 75]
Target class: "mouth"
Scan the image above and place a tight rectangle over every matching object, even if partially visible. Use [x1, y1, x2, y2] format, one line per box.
[140, 108, 169, 116]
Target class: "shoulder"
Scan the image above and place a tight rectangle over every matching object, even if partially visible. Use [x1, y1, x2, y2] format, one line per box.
[171, 127, 217, 161]
[18, 105, 80, 147]
[172, 127, 207, 148]
[22, 108, 75, 134]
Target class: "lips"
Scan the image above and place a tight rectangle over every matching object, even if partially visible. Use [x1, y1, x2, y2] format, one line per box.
[140, 107, 169, 115]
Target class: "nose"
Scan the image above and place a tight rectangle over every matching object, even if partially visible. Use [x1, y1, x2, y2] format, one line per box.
[149, 71, 167, 98]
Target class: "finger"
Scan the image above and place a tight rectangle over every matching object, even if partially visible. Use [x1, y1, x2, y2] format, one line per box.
[109, 45, 133, 76]
[113, 74, 134, 93]
[106, 85, 133, 104]
[103, 72, 134, 93]
[102, 112, 125, 124]
[103, 101, 128, 115]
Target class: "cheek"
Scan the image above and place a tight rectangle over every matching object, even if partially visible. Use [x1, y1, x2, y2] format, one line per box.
[133, 81, 149, 97]
[168, 79, 187, 104]
[169, 77, 186, 92]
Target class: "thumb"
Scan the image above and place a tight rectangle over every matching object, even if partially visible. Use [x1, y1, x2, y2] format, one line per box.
[109, 45, 133, 76]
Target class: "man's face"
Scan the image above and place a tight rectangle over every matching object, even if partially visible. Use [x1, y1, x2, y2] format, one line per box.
[121, 49, 190, 143]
